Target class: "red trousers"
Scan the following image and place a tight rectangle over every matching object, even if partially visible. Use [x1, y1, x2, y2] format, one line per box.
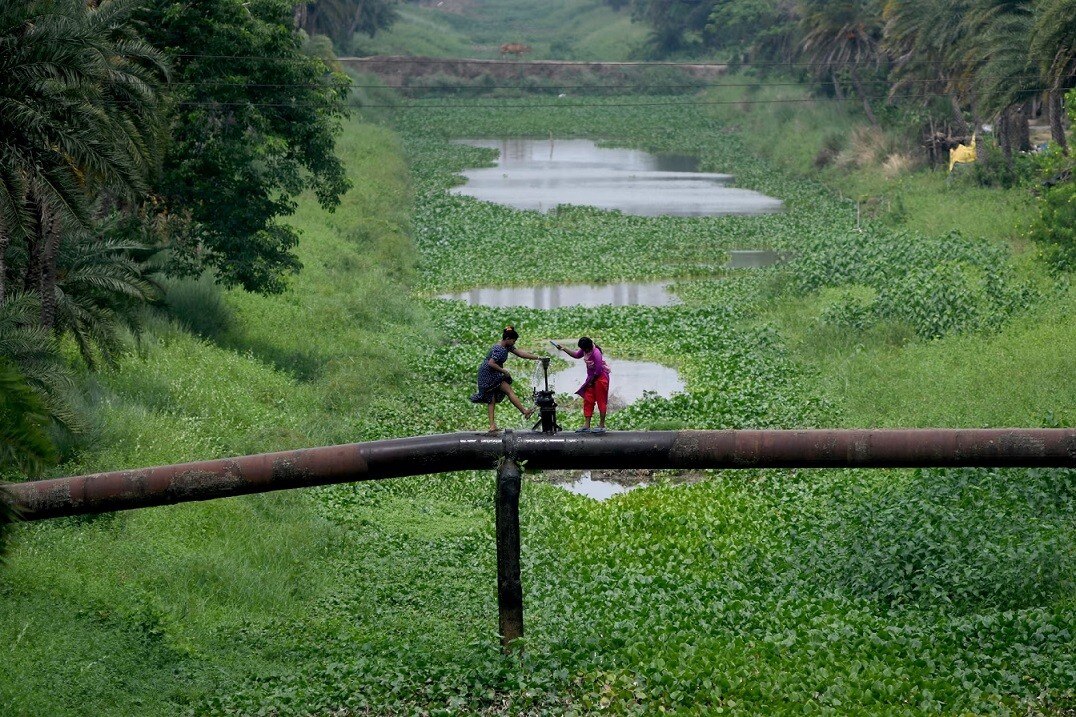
[581, 375, 609, 418]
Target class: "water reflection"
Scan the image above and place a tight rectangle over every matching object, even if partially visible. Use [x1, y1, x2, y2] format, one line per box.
[451, 139, 783, 217]
[557, 472, 643, 500]
[437, 281, 680, 309]
[728, 250, 783, 269]
[550, 356, 684, 405]
[461, 138, 701, 172]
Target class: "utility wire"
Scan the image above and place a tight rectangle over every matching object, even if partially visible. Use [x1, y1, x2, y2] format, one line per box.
[101, 86, 1058, 110]
[349, 87, 1058, 109]
[168, 74, 1051, 91]
[170, 52, 1008, 72]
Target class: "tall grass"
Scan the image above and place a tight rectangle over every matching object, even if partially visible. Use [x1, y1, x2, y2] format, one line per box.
[0, 119, 425, 716]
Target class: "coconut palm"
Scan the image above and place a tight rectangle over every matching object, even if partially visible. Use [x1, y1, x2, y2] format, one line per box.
[0, 0, 165, 314]
[1030, 0, 1076, 152]
[798, 0, 886, 125]
[883, 0, 975, 133]
[965, 0, 1039, 157]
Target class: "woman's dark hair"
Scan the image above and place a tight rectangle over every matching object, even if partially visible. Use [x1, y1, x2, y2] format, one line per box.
[502, 325, 519, 341]
[578, 336, 601, 352]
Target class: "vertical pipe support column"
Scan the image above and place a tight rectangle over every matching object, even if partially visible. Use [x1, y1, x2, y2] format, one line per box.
[495, 456, 524, 652]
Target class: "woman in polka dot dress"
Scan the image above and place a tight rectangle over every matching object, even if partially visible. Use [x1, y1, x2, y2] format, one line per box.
[471, 326, 539, 432]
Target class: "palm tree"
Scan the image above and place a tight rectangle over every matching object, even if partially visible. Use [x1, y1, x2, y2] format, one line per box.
[1030, 0, 1076, 152]
[0, 356, 57, 556]
[0, 358, 57, 477]
[0, 0, 165, 318]
[965, 0, 1038, 158]
[883, 0, 975, 135]
[52, 234, 162, 367]
[799, 0, 886, 125]
[0, 292, 81, 434]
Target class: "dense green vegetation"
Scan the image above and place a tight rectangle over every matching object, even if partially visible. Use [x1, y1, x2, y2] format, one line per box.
[0, 0, 366, 489]
[6, 85, 1076, 713]
[610, 0, 1075, 228]
[296, 0, 399, 48]
[0, 119, 424, 715]
[616, 0, 1073, 137]
[3, 0, 1076, 713]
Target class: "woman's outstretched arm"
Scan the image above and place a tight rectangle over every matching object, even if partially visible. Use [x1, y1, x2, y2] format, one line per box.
[510, 347, 543, 361]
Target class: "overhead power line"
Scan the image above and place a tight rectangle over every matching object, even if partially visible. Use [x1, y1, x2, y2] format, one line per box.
[169, 52, 1012, 73]
[349, 87, 1058, 109]
[338, 55, 997, 71]
[100, 86, 1058, 110]
[169, 73, 1051, 92]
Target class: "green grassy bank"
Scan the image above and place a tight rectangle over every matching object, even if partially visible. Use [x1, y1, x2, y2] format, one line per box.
[0, 119, 436, 715]
[353, 0, 647, 61]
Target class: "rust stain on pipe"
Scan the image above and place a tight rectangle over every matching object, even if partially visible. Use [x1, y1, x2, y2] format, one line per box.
[3, 429, 1075, 522]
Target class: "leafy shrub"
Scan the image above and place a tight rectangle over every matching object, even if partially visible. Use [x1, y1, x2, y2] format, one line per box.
[874, 262, 989, 338]
[791, 228, 1035, 339]
[1029, 179, 1076, 271]
[827, 468, 1076, 610]
[818, 285, 877, 331]
[961, 137, 1035, 189]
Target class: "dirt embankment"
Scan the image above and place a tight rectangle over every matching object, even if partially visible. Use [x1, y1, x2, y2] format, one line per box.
[340, 56, 728, 84]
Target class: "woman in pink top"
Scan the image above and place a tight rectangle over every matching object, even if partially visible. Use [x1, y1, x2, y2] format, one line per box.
[554, 336, 610, 434]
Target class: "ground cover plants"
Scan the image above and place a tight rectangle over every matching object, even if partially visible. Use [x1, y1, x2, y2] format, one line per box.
[3, 93, 1075, 715]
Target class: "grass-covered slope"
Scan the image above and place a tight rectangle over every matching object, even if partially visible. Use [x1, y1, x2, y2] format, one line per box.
[353, 0, 647, 61]
[0, 120, 433, 716]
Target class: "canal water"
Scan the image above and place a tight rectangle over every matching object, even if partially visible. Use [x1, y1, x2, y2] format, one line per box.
[438, 280, 680, 309]
[556, 472, 645, 500]
[451, 139, 783, 216]
[548, 354, 684, 406]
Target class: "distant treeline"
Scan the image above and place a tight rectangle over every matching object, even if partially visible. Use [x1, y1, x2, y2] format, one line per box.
[609, 0, 1074, 155]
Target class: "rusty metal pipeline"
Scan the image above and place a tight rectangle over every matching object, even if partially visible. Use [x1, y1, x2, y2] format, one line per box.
[3, 429, 1075, 522]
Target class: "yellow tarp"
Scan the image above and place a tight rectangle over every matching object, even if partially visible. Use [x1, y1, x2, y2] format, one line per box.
[949, 134, 977, 172]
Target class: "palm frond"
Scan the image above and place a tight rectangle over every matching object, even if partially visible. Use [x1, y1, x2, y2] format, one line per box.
[1030, 0, 1076, 87]
[0, 357, 58, 477]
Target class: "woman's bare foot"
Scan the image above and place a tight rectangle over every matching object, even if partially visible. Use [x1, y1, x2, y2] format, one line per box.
[521, 407, 536, 419]
[487, 426, 500, 434]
